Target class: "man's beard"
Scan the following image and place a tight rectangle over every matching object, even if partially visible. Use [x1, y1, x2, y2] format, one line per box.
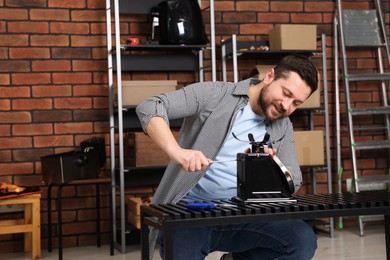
[258, 84, 286, 121]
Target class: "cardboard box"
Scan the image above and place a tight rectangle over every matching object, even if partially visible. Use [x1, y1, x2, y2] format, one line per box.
[256, 65, 275, 80]
[294, 130, 324, 166]
[269, 24, 317, 51]
[115, 80, 177, 106]
[124, 130, 180, 167]
[299, 85, 321, 109]
[126, 196, 153, 229]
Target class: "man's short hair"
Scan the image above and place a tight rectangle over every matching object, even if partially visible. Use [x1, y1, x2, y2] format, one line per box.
[273, 54, 318, 95]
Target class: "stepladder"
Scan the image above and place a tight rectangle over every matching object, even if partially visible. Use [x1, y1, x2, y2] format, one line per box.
[334, 0, 390, 236]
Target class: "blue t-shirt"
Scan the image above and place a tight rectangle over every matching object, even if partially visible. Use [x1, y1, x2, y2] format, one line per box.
[184, 102, 266, 201]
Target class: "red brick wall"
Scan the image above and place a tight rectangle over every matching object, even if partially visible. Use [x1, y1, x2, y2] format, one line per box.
[0, 0, 388, 253]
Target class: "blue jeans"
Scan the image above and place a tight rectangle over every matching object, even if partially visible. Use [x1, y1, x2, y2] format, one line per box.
[157, 220, 317, 260]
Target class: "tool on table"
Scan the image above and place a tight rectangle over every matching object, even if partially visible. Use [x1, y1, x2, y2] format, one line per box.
[185, 202, 237, 210]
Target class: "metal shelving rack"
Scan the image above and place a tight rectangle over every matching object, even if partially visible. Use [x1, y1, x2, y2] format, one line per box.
[106, 0, 216, 253]
[221, 34, 333, 237]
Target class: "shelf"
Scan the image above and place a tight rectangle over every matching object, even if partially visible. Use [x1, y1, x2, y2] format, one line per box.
[107, 0, 217, 252]
[114, 108, 182, 130]
[112, 0, 162, 15]
[113, 54, 200, 72]
[114, 43, 209, 52]
[222, 38, 316, 60]
[233, 50, 317, 60]
[221, 35, 319, 83]
[115, 167, 165, 188]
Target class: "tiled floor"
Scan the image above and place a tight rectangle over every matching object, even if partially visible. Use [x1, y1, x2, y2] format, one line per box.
[1, 223, 385, 259]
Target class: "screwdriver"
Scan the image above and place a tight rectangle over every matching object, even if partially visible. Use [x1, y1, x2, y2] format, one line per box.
[185, 202, 237, 210]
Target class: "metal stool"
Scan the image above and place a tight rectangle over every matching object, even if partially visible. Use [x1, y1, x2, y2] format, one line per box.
[47, 178, 113, 260]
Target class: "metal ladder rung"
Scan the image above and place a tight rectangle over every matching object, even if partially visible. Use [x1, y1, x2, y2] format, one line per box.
[357, 174, 390, 184]
[346, 73, 390, 81]
[350, 106, 390, 115]
[354, 140, 390, 150]
[352, 126, 388, 131]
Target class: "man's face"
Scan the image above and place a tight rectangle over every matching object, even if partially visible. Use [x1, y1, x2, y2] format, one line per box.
[258, 71, 312, 121]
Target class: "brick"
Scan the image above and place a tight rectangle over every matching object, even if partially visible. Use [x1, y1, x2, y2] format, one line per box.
[270, 1, 303, 12]
[0, 21, 5, 32]
[54, 97, 92, 109]
[14, 174, 45, 187]
[0, 35, 28, 46]
[12, 73, 51, 85]
[6, 0, 46, 7]
[62, 221, 96, 235]
[32, 60, 71, 72]
[93, 121, 109, 133]
[240, 23, 273, 35]
[73, 84, 106, 96]
[72, 60, 107, 71]
[30, 9, 69, 21]
[52, 47, 91, 59]
[0, 8, 28, 20]
[237, 1, 269, 11]
[0, 99, 10, 110]
[258, 13, 290, 23]
[0, 48, 7, 58]
[0, 125, 10, 136]
[32, 110, 72, 122]
[48, 0, 85, 8]
[52, 147, 75, 155]
[93, 98, 108, 109]
[53, 72, 92, 84]
[71, 35, 106, 47]
[291, 13, 322, 23]
[0, 74, 11, 85]
[13, 148, 53, 162]
[12, 98, 52, 110]
[87, 0, 105, 9]
[9, 47, 50, 59]
[130, 23, 150, 35]
[34, 135, 74, 147]
[0, 111, 31, 123]
[0, 150, 11, 162]
[0, 60, 30, 72]
[31, 35, 69, 47]
[223, 12, 257, 24]
[0, 86, 30, 98]
[90, 23, 105, 35]
[215, 24, 238, 35]
[32, 85, 72, 97]
[92, 72, 107, 84]
[54, 122, 93, 134]
[214, 1, 235, 11]
[92, 47, 106, 59]
[8, 21, 49, 33]
[0, 137, 32, 149]
[71, 10, 105, 22]
[13, 123, 53, 136]
[73, 109, 108, 121]
[0, 162, 34, 174]
[50, 22, 90, 34]
[304, 2, 335, 12]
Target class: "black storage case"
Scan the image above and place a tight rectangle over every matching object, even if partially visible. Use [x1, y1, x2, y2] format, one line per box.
[236, 153, 293, 201]
[41, 149, 100, 185]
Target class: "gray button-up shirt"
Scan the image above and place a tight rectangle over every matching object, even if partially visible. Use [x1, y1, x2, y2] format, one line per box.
[136, 78, 302, 258]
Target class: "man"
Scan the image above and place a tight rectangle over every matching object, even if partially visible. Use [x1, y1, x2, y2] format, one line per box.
[136, 54, 318, 259]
